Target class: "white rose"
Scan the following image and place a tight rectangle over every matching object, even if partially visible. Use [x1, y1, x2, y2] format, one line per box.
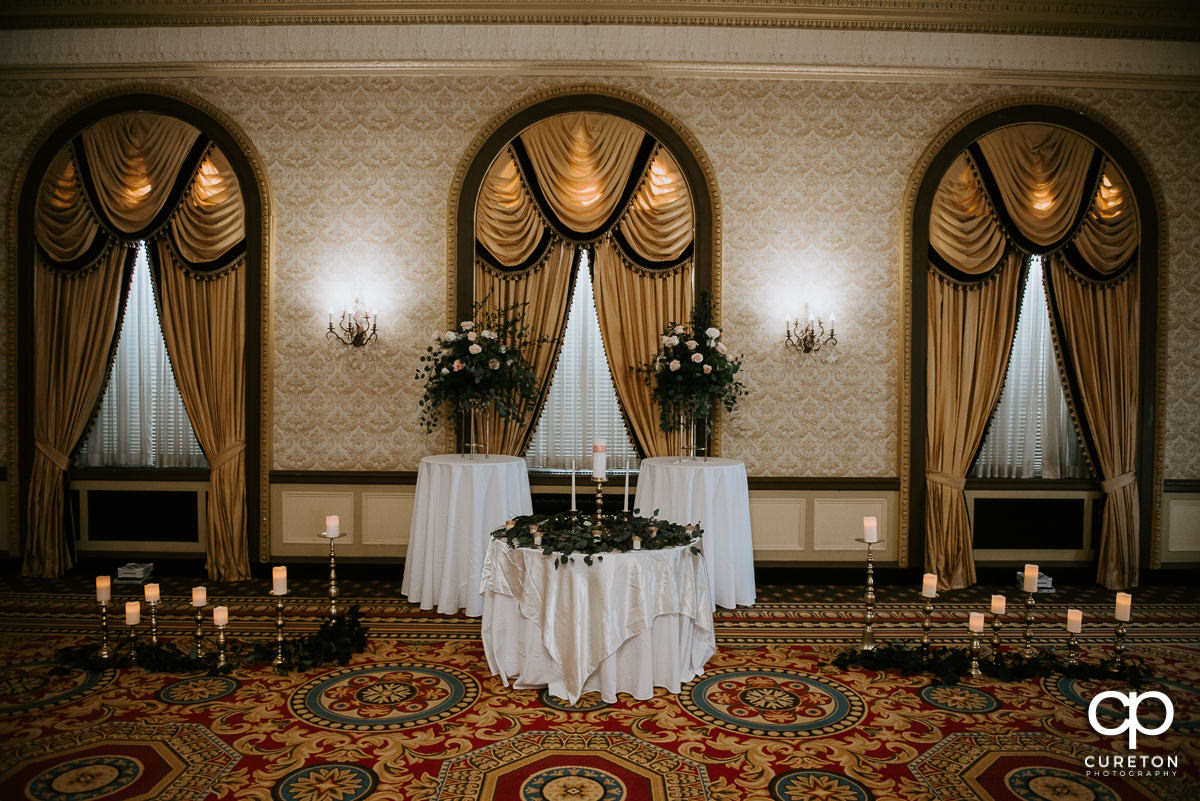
[468, 343, 482, 354]
[703, 364, 713, 374]
[488, 358, 501, 370]
[441, 367, 450, 375]
[482, 329, 497, 339]
[716, 342, 728, 354]
[467, 331, 478, 341]
[668, 359, 681, 372]
[673, 325, 685, 335]
[661, 335, 671, 346]
[444, 331, 457, 342]
[654, 360, 663, 372]
[461, 321, 475, 330]
[685, 340, 698, 351]
[705, 327, 720, 339]
[667, 335, 680, 347]
[499, 345, 507, 353]
[691, 352, 704, 363]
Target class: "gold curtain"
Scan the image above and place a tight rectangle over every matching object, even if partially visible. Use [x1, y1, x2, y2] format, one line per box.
[1046, 255, 1140, 589]
[27, 111, 249, 581]
[1074, 163, 1140, 273]
[473, 113, 696, 458]
[925, 254, 1025, 590]
[474, 242, 577, 455]
[929, 153, 1006, 274]
[23, 248, 128, 578]
[593, 239, 692, 458]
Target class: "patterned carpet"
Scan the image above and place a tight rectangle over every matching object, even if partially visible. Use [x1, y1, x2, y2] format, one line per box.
[0, 574, 1197, 801]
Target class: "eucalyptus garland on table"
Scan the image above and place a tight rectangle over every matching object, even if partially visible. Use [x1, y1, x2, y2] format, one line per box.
[414, 299, 545, 433]
[492, 512, 702, 567]
[637, 293, 747, 433]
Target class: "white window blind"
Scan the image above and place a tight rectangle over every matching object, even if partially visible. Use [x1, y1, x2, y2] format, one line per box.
[526, 249, 639, 472]
[972, 256, 1086, 479]
[77, 242, 207, 468]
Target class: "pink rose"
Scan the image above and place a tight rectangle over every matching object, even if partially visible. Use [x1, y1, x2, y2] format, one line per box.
[703, 364, 713, 374]
[488, 358, 500, 370]
[691, 352, 704, 363]
[716, 342, 728, 354]
[668, 359, 681, 372]
[685, 340, 698, 350]
[452, 360, 465, 371]
[468, 343, 483, 355]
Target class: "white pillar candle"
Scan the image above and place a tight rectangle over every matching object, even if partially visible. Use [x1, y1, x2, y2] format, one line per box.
[1067, 608, 1083, 634]
[1115, 592, 1132, 622]
[570, 457, 577, 510]
[95, 576, 111, 603]
[325, 514, 340, 538]
[862, 516, 878, 543]
[922, 573, 938, 598]
[623, 457, 630, 512]
[125, 601, 140, 626]
[592, 438, 607, 479]
[272, 566, 287, 595]
[213, 606, 229, 627]
[192, 586, 207, 607]
[1023, 564, 1039, 593]
[533, 535, 542, 546]
[144, 583, 160, 604]
[968, 612, 984, 633]
[990, 594, 1006, 615]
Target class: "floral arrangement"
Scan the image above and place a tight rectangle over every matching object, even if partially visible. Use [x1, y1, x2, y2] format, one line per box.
[492, 512, 702, 567]
[639, 293, 747, 433]
[415, 300, 542, 433]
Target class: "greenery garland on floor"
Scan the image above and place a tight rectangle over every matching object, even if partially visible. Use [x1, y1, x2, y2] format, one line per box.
[53, 605, 368, 676]
[492, 511, 702, 567]
[832, 641, 1153, 686]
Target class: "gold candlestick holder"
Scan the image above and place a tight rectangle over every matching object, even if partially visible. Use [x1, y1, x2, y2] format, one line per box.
[990, 613, 1004, 656]
[216, 624, 228, 669]
[855, 538, 879, 651]
[272, 591, 287, 667]
[1066, 631, 1080, 666]
[325, 532, 342, 619]
[593, 477, 606, 522]
[148, 600, 159, 646]
[98, 601, 111, 660]
[127, 622, 138, 654]
[192, 606, 206, 658]
[968, 630, 982, 677]
[1022, 592, 1037, 658]
[1113, 622, 1127, 670]
[920, 597, 935, 652]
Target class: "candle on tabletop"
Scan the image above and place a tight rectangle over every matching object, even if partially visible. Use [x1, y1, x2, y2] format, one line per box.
[632, 535, 642, 550]
[623, 456, 630, 512]
[144, 583, 160, 604]
[505, 519, 515, 530]
[571, 457, 577, 510]
[192, 586, 207, 607]
[1115, 592, 1132, 622]
[968, 612, 984, 633]
[325, 514, 340, 538]
[922, 573, 938, 598]
[862, 516, 878, 543]
[272, 566, 287, 595]
[96, 576, 111, 603]
[125, 601, 140, 626]
[991, 594, 1006, 615]
[213, 606, 229, 627]
[1067, 608, 1083, 634]
[1023, 563, 1039, 593]
[592, 439, 607, 479]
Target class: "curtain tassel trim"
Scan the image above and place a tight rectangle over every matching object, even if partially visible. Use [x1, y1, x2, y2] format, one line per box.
[926, 471, 967, 490]
[1100, 471, 1135, 493]
[35, 440, 72, 472]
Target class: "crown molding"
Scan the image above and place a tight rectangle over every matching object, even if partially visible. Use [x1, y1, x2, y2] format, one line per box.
[2, 1, 1198, 41]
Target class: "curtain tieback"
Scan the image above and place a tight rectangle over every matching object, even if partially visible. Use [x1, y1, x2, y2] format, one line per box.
[1100, 471, 1135, 493]
[209, 441, 245, 471]
[35, 440, 71, 472]
[926, 471, 966, 490]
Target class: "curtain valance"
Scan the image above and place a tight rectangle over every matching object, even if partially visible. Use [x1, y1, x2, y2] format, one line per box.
[475, 112, 694, 277]
[929, 123, 1138, 285]
[34, 112, 246, 279]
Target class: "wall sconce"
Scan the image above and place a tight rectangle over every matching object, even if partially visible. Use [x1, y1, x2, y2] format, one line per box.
[327, 298, 378, 347]
[784, 305, 837, 355]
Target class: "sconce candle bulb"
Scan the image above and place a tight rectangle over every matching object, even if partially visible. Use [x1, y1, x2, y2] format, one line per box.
[784, 304, 837, 355]
[327, 297, 378, 347]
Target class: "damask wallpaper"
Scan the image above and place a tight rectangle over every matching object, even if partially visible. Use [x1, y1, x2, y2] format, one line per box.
[2, 74, 1197, 478]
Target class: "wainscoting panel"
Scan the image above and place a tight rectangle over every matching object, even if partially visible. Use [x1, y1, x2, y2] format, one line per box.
[813, 498, 890, 554]
[1162, 494, 1200, 562]
[277, 489, 354, 547]
[747, 497, 806, 554]
[747, 490, 898, 563]
[362, 491, 414, 546]
[271, 484, 413, 559]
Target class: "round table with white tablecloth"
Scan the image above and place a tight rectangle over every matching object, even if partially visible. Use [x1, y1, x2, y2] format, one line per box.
[481, 538, 715, 704]
[401, 454, 532, 617]
[634, 456, 756, 609]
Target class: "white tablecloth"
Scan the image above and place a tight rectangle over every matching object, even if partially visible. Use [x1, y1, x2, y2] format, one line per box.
[634, 456, 756, 609]
[402, 454, 532, 617]
[481, 538, 715, 704]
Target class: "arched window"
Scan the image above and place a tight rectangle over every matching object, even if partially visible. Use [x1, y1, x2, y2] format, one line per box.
[16, 94, 268, 581]
[910, 105, 1159, 592]
[452, 88, 719, 464]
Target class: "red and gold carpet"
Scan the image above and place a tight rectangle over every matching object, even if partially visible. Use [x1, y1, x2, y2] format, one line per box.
[0, 580, 1197, 800]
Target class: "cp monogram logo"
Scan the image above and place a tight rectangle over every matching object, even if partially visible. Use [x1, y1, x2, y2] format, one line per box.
[1087, 690, 1174, 749]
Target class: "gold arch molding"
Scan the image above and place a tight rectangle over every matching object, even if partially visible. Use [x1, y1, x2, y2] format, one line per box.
[899, 93, 1167, 570]
[446, 83, 724, 456]
[6, 83, 275, 562]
